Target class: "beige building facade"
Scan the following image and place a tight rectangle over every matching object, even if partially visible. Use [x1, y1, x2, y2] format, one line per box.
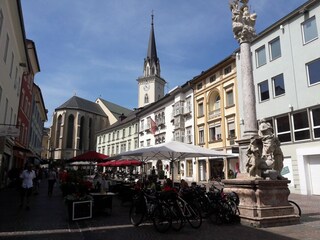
[191, 55, 240, 181]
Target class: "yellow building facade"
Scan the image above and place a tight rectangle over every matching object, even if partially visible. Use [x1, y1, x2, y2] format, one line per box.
[191, 55, 240, 181]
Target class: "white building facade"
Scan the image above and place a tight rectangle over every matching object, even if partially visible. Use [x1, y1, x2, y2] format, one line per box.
[236, 0, 320, 195]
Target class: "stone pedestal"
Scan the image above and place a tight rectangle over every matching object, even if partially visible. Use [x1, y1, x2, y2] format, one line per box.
[222, 179, 300, 227]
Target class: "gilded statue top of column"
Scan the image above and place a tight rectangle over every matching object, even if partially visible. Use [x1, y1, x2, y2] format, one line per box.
[230, 0, 257, 43]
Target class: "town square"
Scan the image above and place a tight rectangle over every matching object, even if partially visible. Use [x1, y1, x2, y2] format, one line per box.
[0, 0, 319, 239]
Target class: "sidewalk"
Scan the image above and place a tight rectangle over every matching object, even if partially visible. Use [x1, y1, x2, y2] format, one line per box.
[0, 180, 319, 240]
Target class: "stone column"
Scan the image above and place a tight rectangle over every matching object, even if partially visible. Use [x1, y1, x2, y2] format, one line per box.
[230, 0, 258, 173]
[240, 42, 257, 138]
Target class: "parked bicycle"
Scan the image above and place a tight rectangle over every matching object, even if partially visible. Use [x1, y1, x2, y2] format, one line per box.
[129, 189, 172, 233]
[289, 200, 301, 216]
[206, 181, 240, 224]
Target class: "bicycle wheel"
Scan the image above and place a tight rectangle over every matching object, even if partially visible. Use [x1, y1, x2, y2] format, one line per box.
[289, 200, 301, 216]
[228, 200, 240, 223]
[185, 204, 202, 229]
[170, 204, 184, 231]
[220, 201, 234, 223]
[129, 201, 145, 226]
[152, 204, 172, 233]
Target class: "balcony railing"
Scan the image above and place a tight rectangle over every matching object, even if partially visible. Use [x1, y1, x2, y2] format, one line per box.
[208, 109, 221, 120]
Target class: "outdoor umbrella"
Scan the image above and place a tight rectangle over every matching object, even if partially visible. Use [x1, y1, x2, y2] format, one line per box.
[105, 141, 231, 184]
[67, 151, 109, 163]
[106, 141, 230, 162]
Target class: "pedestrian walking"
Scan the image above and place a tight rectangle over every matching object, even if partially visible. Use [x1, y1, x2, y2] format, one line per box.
[48, 167, 57, 197]
[19, 164, 36, 210]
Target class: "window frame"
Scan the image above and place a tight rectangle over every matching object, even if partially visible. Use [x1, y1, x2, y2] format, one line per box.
[269, 37, 281, 61]
[275, 115, 292, 143]
[292, 111, 310, 142]
[226, 89, 234, 107]
[272, 73, 285, 97]
[302, 16, 318, 44]
[306, 58, 320, 86]
[258, 80, 270, 102]
[311, 107, 320, 139]
[256, 45, 267, 68]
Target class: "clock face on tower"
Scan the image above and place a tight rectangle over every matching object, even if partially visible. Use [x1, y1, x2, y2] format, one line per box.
[143, 82, 150, 91]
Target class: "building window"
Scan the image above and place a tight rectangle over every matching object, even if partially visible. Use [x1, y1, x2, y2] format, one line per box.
[122, 129, 125, 138]
[199, 128, 204, 144]
[186, 160, 193, 177]
[311, 107, 320, 139]
[186, 127, 192, 143]
[302, 16, 318, 44]
[272, 74, 285, 97]
[209, 74, 216, 83]
[66, 115, 74, 148]
[269, 37, 281, 61]
[140, 119, 144, 131]
[198, 102, 204, 117]
[258, 80, 269, 102]
[224, 65, 232, 75]
[293, 111, 310, 141]
[140, 141, 144, 147]
[147, 139, 151, 146]
[116, 130, 119, 140]
[226, 90, 234, 107]
[144, 94, 149, 104]
[209, 123, 221, 142]
[56, 115, 62, 148]
[128, 140, 131, 150]
[307, 58, 320, 85]
[275, 115, 291, 143]
[227, 120, 235, 138]
[3, 34, 9, 63]
[197, 82, 203, 90]
[116, 145, 119, 154]
[256, 45, 266, 67]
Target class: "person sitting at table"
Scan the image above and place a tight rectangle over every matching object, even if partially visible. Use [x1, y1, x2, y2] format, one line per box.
[144, 176, 156, 192]
[162, 178, 176, 192]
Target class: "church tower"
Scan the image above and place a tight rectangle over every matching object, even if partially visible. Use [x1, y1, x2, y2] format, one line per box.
[138, 14, 166, 108]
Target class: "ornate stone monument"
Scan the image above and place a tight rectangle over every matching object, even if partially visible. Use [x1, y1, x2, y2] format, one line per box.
[223, 0, 300, 227]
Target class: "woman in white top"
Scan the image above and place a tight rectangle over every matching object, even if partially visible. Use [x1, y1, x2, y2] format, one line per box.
[20, 164, 36, 210]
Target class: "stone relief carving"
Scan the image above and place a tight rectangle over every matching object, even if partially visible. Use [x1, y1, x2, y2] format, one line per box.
[246, 119, 284, 179]
[230, 0, 257, 43]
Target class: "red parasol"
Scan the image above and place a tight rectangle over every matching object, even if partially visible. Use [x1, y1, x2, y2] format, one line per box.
[68, 151, 109, 162]
[97, 159, 143, 167]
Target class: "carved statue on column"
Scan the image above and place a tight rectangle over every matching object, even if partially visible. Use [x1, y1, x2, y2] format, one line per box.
[246, 119, 284, 179]
[230, 0, 257, 43]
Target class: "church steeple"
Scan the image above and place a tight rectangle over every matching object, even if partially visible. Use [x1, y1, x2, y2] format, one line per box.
[138, 13, 166, 108]
[144, 13, 160, 77]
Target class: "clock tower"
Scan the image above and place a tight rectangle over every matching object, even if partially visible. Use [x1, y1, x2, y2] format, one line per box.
[138, 14, 166, 108]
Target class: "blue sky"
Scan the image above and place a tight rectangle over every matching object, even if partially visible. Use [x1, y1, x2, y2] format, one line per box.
[21, 0, 307, 127]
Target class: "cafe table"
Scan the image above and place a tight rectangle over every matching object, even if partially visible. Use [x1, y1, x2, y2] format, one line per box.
[90, 192, 116, 215]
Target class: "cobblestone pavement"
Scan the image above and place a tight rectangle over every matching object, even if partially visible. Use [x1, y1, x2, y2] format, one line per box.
[0, 180, 319, 240]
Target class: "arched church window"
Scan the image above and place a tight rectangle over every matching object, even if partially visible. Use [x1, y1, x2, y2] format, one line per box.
[79, 116, 85, 150]
[56, 115, 62, 148]
[66, 114, 74, 148]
